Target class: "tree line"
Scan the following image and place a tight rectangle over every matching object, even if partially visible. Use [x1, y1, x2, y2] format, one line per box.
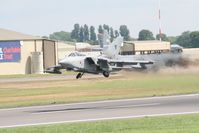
[49, 24, 130, 45]
[137, 30, 199, 48]
[70, 24, 130, 44]
[49, 24, 199, 48]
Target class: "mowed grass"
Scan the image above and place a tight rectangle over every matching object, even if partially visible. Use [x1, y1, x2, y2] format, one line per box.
[1, 114, 199, 133]
[0, 72, 199, 108]
[0, 71, 76, 78]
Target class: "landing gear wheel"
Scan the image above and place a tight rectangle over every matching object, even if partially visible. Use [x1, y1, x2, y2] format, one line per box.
[76, 73, 82, 79]
[103, 71, 109, 78]
[76, 72, 84, 79]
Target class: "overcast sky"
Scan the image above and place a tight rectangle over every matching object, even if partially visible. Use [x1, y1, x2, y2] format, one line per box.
[0, 0, 198, 38]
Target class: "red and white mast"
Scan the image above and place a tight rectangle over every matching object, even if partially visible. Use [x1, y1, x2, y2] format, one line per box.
[158, 0, 162, 41]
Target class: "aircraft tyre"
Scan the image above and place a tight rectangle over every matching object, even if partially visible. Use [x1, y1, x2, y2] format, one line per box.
[76, 72, 84, 79]
[76, 73, 82, 79]
[103, 71, 109, 78]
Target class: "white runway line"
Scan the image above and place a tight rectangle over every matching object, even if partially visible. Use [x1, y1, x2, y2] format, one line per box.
[1, 111, 199, 129]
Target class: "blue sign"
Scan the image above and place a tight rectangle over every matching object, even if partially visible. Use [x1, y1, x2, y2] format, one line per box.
[0, 41, 21, 62]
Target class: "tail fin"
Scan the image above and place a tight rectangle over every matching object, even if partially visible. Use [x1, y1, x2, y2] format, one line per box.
[103, 36, 123, 59]
[98, 30, 123, 59]
[98, 30, 110, 48]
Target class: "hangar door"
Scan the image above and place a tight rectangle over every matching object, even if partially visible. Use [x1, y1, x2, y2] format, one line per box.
[43, 40, 56, 69]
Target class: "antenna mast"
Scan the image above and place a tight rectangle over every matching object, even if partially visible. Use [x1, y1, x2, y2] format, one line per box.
[158, 0, 162, 41]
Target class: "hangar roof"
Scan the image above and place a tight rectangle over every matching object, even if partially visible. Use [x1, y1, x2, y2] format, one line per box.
[124, 40, 168, 44]
[0, 28, 43, 41]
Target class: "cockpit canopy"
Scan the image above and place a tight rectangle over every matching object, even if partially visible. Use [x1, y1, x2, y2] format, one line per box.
[68, 52, 86, 57]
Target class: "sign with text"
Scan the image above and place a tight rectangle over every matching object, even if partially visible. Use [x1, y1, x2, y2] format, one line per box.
[0, 41, 21, 62]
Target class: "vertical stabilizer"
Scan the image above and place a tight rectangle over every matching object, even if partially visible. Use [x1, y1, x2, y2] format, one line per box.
[103, 36, 123, 59]
[98, 30, 110, 48]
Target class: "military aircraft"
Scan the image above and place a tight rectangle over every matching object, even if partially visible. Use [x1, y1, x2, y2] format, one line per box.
[45, 37, 153, 79]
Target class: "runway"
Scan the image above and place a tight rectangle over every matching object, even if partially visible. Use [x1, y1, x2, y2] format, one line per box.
[0, 94, 199, 128]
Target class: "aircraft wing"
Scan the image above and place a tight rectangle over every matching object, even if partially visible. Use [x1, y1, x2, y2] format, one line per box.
[108, 59, 153, 65]
[98, 57, 153, 70]
[45, 65, 63, 74]
[109, 59, 153, 69]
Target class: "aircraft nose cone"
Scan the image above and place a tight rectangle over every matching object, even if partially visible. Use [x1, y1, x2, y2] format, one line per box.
[59, 59, 73, 68]
[59, 59, 65, 64]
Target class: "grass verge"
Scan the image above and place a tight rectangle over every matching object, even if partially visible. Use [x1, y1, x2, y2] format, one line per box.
[0, 71, 76, 78]
[1, 114, 199, 133]
[0, 72, 199, 108]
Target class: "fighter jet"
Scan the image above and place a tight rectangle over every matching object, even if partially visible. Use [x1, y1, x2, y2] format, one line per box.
[45, 36, 153, 79]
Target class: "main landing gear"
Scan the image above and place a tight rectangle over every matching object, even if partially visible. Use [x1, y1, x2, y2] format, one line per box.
[103, 71, 109, 78]
[76, 72, 84, 79]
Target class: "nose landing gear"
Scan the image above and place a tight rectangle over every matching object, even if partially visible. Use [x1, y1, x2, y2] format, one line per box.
[76, 72, 84, 79]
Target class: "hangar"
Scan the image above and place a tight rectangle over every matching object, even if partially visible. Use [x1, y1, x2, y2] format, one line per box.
[0, 28, 57, 75]
[121, 41, 171, 55]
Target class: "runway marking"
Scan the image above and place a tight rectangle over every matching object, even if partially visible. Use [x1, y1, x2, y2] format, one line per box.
[0, 93, 199, 112]
[31, 103, 160, 115]
[1, 111, 199, 129]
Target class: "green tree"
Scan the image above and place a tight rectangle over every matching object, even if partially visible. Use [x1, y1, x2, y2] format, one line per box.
[190, 31, 199, 48]
[167, 36, 178, 44]
[138, 29, 155, 40]
[156, 33, 169, 41]
[83, 24, 89, 41]
[90, 26, 96, 42]
[49, 31, 73, 42]
[98, 25, 103, 34]
[71, 23, 80, 41]
[115, 30, 119, 38]
[119, 25, 130, 41]
[175, 31, 192, 48]
[110, 27, 114, 42]
[103, 24, 110, 34]
[79, 26, 84, 42]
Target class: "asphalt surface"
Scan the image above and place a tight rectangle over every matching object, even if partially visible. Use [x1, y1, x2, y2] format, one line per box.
[0, 94, 199, 128]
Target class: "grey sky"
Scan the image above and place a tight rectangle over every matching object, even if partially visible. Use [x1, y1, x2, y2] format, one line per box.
[0, 0, 198, 38]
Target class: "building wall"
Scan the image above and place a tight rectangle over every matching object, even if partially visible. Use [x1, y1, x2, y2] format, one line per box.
[34, 40, 43, 52]
[0, 40, 56, 75]
[134, 41, 170, 51]
[120, 43, 134, 55]
[0, 41, 36, 75]
[122, 41, 171, 55]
